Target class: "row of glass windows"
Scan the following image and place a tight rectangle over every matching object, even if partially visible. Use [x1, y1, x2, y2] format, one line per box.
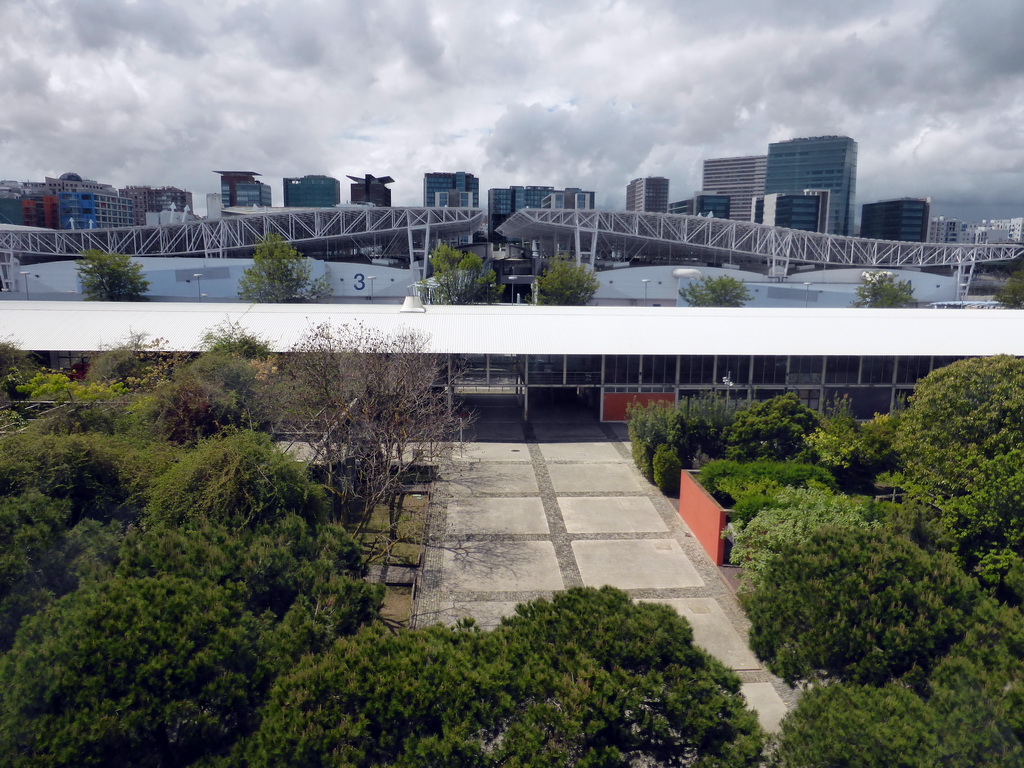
[456, 354, 963, 387]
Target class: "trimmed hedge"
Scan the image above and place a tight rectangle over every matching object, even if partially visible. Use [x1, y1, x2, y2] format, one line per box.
[698, 460, 836, 507]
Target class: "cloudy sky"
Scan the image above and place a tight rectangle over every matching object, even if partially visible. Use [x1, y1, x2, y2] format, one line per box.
[2, 0, 1023, 222]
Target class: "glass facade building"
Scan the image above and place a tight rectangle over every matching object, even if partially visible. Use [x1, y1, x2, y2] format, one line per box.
[423, 172, 480, 207]
[217, 171, 272, 208]
[765, 136, 857, 236]
[860, 198, 931, 242]
[283, 175, 341, 208]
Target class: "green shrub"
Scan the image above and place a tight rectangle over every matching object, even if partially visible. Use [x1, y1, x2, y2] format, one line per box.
[698, 459, 835, 507]
[652, 444, 682, 495]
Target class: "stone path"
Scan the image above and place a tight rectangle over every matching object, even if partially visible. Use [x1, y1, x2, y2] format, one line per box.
[412, 398, 795, 731]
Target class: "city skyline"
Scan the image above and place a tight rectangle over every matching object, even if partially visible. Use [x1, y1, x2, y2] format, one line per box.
[2, 1, 1023, 222]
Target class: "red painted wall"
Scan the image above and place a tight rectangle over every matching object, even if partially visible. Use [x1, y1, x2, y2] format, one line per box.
[602, 392, 675, 422]
[678, 471, 727, 566]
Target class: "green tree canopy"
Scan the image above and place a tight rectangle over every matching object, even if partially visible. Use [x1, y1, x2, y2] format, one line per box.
[744, 527, 981, 688]
[237, 234, 330, 303]
[724, 393, 820, 462]
[0, 575, 265, 767]
[770, 680, 1024, 768]
[246, 587, 764, 767]
[678, 274, 751, 307]
[996, 267, 1024, 309]
[76, 249, 151, 301]
[534, 254, 599, 305]
[894, 355, 1024, 500]
[200, 320, 273, 359]
[143, 430, 326, 531]
[852, 270, 916, 307]
[428, 244, 498, 304]
[730, 487, 879, 584]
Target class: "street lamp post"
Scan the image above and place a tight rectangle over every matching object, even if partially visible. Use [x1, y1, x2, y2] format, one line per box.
[193, 273, 203, 301]
[803, 282, 812, 308]
[367, 275, 377, 302]
[509, 274, 518, 304]
[641, 278, 650, 307]
[19, 271, 31, 300]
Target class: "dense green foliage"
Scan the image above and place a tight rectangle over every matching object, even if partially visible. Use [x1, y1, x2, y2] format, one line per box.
[806, 406, 899, 492]
[76, 249, 151, 301]
[201, 320, 274, 359]
[724, 393, 819, 462]
[0, 575, 265, 767]
[697, 459, 835, 507]
[428, 244, 498, 304]
[652, 443, 682, 494]
[246, 587, 764, 767]
[533, 254, 599, 305]
[237, 234, 331, 303]
[144, 430, 326, 530]
[627, 394, 747, 478]
[744, 527, 981, 688]
[730, 487, 879, 583]
[678, 275, 751, 307]
[996, 268, 1024, 309]
[851, 270, 917, 308]
[770, 681, 1024, 768]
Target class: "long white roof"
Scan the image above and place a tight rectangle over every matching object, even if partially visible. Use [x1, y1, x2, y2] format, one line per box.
[3, 301, 1024, 357]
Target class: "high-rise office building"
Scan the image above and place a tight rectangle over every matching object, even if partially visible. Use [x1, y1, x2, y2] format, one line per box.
[701, 155, 766, 222]
[283, 175, 341, 208]
[423, 171, 480, 207]
[119, 186, 194, 226]
[860, 198, 930, 242]
[758, 191, 830, 233]
[216, 171, 272, 208]
[764, 136, 857, 236]
[348, 174, 394, 207]
[625, 177, 669, 213]
[928, 216, 963, 244]
[45, 173, 134, 229]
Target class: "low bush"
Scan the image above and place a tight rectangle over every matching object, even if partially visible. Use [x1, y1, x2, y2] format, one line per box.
[697, 459, 835, 507]
[652, 443, 682, 495]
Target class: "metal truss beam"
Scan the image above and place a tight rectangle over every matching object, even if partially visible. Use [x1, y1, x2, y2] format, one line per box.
[0, 208, 484, 270]
[498, 209, 1023, 269]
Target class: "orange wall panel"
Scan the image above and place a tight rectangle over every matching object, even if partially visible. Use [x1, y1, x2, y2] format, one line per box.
[678, 470, 727, 566]
[602, 392, 675, 422]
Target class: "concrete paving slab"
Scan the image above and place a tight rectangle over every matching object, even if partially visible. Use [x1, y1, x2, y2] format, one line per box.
[467, 423, 525, 442]
[741, 683, 789, 733]
[436, 600, 522, 629]
[531, 422, 607, 441]
[447, 463, 539, 495]
[547, 463, 644, 493]
[447, 497, 549, 535]
[442, 540, 564, 592]
[559, 496, 668, 533]
[454, 442, 531, 463]
[572, 539, 704, 589]
[641, 598, 761, 671]
[539, 442, 623, 462]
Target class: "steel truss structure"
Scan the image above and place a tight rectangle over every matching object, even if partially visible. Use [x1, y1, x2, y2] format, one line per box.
[0, 207, 484, 292]
[498, 209, 1024, 297]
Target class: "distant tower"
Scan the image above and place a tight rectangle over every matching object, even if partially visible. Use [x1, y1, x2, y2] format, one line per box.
[765, 136, 857, 236]
[348, 174, 394, 207]
[283, 175, 341, 208]
[625, 177, 669, 213]
[216, 171, 272, 208]
[423, 171, 480, 207]
[701, 155, 766, 222]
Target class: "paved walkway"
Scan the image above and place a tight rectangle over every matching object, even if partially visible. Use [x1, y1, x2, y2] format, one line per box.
[412, 397, 795, 731]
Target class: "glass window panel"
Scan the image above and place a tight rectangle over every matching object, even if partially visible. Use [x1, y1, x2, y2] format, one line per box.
[679, 356, 715, 384]
[642, 355, 676, 385]
[751, 355, 787, 385]
[716, 355, 750, 385]
[825, 356, 859, 384]
[896, 356, 931, 384]
[860, 356, 893, 384]
[788, 356, 823, 385]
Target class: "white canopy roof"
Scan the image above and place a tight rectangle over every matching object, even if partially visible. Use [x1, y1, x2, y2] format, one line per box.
[3, 301, 1024, 357]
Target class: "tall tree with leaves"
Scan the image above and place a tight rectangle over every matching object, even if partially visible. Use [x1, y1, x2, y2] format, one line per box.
[534, 254, 599, 305]
[678, 274, 751, 307]
[238, 234, 331, 303]
[76, 249, 150, 301]
[996, 267, 1024, 309]
[428, 244, 498, 304]
[852, 270, 916, 307]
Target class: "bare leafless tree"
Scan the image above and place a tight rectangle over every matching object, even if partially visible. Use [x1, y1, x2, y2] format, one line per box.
[278, 323, 462, 558]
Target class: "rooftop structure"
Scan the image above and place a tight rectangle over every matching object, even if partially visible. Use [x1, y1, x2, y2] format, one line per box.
[283, 175, 341, 208]
[860, 198, 930, 242]
[348, 174, 394, 207]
